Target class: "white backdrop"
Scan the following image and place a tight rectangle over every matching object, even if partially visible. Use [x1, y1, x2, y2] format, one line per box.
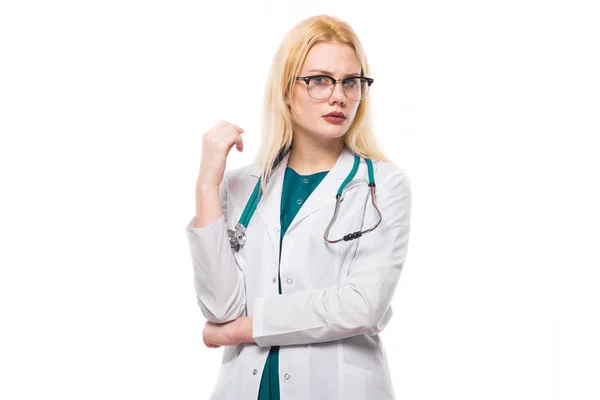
[1, 1, 598, 399]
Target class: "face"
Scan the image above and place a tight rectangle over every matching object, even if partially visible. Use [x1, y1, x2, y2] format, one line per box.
[289, 41, 362, 142]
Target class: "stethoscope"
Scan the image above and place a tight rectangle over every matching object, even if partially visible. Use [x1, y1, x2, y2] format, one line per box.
[227, 149, 383, 253]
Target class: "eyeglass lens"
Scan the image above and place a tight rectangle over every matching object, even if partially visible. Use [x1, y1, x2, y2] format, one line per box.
[307, 77, 369, 101]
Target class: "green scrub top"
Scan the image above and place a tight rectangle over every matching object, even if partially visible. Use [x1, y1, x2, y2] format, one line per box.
[257, 166, 329, 400]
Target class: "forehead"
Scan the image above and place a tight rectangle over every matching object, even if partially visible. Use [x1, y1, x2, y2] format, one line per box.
[300, 41, 361, 75]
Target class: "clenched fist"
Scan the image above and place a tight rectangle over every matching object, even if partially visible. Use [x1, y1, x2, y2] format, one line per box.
[197, 120, 245, 188]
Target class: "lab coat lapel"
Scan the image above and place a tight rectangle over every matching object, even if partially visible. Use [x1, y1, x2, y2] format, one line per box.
[254, 145, 354, 258]
[254, 150, 289, 260]
[285, 145, 354, 232]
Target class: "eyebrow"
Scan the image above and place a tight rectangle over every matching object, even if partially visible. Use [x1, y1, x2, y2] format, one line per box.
[307, 69, 362, 77]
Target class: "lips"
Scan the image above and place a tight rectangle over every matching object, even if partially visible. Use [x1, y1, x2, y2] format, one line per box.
[324, 112, 346, 119]
[323, 114, 346, 124]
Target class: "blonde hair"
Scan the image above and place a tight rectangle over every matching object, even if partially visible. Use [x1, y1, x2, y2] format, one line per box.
[254, 14, 391, 194]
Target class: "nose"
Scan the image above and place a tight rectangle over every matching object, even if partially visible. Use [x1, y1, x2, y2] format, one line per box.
[328, 81, 346, 105]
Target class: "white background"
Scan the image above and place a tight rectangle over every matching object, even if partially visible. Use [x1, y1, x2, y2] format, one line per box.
[1, 1, 598, 399]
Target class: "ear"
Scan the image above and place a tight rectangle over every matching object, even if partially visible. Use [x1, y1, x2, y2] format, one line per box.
[285, 90, 293, 108]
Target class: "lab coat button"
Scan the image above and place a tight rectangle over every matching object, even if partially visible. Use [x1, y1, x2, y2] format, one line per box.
[286, 278, 292, 284]
[288, 233, 295, 238]
[252, 369, 258, 375]
[284, 373, 290, 379]
[274, 227, 280, 233]
[272, 277, 276, 283]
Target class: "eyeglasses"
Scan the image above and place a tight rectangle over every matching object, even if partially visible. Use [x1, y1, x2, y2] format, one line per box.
[295, 75, 374, 101]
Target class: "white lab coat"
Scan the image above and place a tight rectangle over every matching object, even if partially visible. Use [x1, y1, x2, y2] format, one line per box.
[185, 144, 412, 400]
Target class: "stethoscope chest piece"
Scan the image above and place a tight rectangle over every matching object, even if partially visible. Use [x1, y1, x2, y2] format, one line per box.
[227, 223, 247, 252]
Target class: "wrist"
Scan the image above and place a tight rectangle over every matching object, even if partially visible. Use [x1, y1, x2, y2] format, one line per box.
[237, 317, 254, 344]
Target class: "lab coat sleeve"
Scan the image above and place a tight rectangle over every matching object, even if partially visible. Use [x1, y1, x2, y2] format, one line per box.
[185, 175, 246, 323]
[252, 170, 411, 346]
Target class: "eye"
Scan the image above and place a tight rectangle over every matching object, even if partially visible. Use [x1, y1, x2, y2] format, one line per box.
[343, 78, 359, 88]
[310, 76, 330, 85]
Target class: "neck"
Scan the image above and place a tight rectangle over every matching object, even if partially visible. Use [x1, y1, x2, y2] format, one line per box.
[287, 135, 344, 175]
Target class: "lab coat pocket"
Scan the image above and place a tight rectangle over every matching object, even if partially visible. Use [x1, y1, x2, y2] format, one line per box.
[336, 206, 367, 278]
[342, 362, 394, 399]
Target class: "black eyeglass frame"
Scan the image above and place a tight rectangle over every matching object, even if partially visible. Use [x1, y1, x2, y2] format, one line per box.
[295, 75, 374, 101]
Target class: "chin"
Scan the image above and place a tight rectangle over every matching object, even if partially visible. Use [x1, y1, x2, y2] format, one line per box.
[317, 131, 347, 141]
[321, 124, 347, 137]
[298, 122, 348, 141]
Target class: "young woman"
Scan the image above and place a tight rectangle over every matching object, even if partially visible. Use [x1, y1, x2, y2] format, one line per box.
[185, 14, 412, 400]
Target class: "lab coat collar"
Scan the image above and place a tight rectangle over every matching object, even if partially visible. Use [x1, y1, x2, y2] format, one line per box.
[254, 144, 356, 255]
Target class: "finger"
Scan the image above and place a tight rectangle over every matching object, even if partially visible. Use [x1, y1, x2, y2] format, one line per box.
[212, 125, 240, 145]
[228, 123, 244, 133]
[235, 135, 244, 152]
[203, 337, 220, 348]
[217, 130, 243, 153]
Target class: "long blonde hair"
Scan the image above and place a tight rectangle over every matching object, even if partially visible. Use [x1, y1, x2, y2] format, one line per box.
[254, 14, 390, 194]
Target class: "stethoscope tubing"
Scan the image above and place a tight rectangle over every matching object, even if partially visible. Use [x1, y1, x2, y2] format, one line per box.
[227, 151, 382, 252]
